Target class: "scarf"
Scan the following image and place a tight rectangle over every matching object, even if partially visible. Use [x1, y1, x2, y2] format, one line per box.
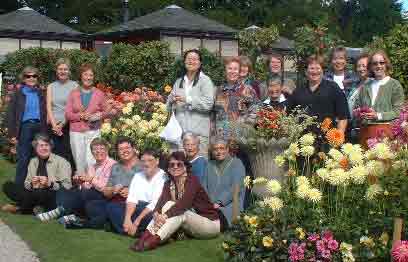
[170, 173, 188, 201]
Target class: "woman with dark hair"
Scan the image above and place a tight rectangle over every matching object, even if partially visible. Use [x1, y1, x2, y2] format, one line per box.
[131, 151, 225, 252]
[167, 49, 216, 155]
[6, 66, 48, 188]
[355, 50, 405, 147]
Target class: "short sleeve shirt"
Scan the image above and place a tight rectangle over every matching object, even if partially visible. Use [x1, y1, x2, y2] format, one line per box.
[107, 162, 141, 187]
[287, 79, 350, 122]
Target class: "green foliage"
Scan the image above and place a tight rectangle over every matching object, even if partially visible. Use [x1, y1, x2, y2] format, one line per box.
[164, 48, 225, 88]
[0, 47, 101, 84]
[103, 41, 173, 91]
[293, 23, 344, 78]
[238, 25, 280, 62]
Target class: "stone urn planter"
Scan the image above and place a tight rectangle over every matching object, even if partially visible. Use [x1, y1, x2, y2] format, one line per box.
[242, 137, 289, 197]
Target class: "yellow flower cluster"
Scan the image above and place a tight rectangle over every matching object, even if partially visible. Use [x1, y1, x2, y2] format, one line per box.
[253, 177, 268, 185]
[360, 236, 375, 248]
[295, 227, 306, 240]
[262, 236, 274, 248]
[340, 242, 355, 262]
[365, 184, 383, 201]
[262, 196, 284, 211]
[266, 179, 281, 194]
[295, 176, 322, 203]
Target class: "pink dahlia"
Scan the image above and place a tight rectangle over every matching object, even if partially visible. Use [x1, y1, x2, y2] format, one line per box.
[392, 240, 408, 262]
[327, 239, 339, 251]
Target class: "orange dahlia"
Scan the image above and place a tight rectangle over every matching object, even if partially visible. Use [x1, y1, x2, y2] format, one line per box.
[321, 118, 332, 132]
[339, 157, 349, 169]
[326, 128, 345, 148]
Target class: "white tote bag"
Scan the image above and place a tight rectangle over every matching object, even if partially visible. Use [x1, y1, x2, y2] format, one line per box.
[159, 111, 183, 144]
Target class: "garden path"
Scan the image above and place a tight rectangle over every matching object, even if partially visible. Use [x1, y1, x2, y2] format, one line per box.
[0, 218, 40, 262]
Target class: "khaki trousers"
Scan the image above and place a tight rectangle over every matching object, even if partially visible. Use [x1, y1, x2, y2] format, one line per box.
[147, 201, 220, 241]
[70, 129, 100, 173]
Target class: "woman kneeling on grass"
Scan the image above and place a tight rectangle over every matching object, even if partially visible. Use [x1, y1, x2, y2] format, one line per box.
[131, 151, 227, 252]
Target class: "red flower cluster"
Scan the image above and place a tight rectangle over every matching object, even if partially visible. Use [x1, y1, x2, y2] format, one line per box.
[257, 109, 281, 130]
[353, 106, 374, 119]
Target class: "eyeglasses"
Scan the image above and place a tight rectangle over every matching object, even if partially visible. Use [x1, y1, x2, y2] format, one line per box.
[24, 74, 38, 79]
[371, 61, 386, 66]
[169, 162, 184, 169]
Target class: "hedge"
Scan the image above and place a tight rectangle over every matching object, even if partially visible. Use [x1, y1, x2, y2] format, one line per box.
[0, 43, 226, 92]
[0, 48, 101, 84]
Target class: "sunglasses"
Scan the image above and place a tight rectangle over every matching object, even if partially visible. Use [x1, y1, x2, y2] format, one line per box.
[169, 162, 184, 169]
[24, 74, 38, 79]
[371, 61, 386, 66]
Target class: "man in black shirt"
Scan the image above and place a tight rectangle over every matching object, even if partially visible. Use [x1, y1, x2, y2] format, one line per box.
[287, 55, 349, 133]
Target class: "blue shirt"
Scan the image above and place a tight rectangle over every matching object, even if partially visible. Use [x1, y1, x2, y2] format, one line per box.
[80, 90, 93, 108]
[191, 156, 208, 186]
[21, 86, 41, 122]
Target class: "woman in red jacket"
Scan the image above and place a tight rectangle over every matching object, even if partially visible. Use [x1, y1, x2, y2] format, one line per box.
[131, 151, 226, 252]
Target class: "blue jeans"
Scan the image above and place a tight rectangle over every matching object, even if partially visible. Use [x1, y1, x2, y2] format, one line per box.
[56, 188, 105, 215]
[84, 199, 109, 229]
[106, 201, 153, 235]
[15, 122, 41, 187]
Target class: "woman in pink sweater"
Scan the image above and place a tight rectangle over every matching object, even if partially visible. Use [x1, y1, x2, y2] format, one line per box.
[65, 64, 112, 173]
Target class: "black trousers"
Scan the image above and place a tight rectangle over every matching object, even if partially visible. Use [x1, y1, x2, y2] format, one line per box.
[3, 181, 56, 214]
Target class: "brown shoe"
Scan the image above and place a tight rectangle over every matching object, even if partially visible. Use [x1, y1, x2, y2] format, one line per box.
[1, 204, 18, 213]
[142, 233, 161, 251]
[130, 231, 152, 252]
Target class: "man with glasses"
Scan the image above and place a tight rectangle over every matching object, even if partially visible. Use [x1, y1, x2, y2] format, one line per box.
[6, 66, 47, 188]
[106, 149, 166, 237]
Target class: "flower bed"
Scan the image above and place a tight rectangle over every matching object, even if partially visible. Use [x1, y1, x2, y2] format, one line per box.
[223, 117, 408, 261]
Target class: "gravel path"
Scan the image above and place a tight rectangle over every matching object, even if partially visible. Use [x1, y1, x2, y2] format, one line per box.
[0, 219, 40, 262]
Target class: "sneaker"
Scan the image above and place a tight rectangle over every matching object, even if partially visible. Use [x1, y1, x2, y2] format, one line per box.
[32, 206, 45, 216]
[1, 204, 18, 214]
[57, 214, 81, 225]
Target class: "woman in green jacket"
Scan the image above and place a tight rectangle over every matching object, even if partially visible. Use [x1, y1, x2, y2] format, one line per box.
[355, 50, 405, 146]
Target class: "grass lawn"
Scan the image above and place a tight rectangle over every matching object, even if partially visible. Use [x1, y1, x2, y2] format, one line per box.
[0, 159, 224, 262]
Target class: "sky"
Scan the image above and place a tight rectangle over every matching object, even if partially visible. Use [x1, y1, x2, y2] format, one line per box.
[403, 0, 408, 11]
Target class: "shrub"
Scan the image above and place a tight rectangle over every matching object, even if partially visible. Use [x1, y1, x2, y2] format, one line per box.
[164, 48, 225, 89]
[0, 47, 100, 84]
[103, 41, 173, 91]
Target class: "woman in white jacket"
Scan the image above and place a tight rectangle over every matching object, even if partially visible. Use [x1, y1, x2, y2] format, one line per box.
[167, 49, 216, 156]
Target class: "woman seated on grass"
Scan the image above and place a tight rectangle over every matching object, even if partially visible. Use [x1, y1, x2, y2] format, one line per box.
[36, 137, 116, 223]
[131, 152, 226, 252]
[65, 136, 142, 229]
[2, 134, 72, 214]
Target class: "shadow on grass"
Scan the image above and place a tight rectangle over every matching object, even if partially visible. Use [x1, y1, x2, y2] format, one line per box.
[0, 160, 224, 262]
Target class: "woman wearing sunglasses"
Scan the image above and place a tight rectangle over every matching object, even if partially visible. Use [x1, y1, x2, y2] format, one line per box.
[131, 151, 226, 252]
[5, 66, 47, 188]
[354, 50, 405, 147]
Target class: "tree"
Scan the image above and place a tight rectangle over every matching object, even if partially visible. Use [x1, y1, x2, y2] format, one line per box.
[0, 0, 23, 14]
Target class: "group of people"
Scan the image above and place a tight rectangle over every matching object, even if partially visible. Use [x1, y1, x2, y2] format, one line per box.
[1, 45, 405, 251]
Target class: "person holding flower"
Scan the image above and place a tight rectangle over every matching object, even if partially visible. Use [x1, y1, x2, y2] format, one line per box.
[213, 57, 259, 141]
[167, 49, 216, 155]
[287, 55, 349, 134]
[46, 58, 77, 168]
[354, 50, 405, 147]
[6, 66, 48, 188]
[130, 152, 225, 252]
[65, 63, 114, 173]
